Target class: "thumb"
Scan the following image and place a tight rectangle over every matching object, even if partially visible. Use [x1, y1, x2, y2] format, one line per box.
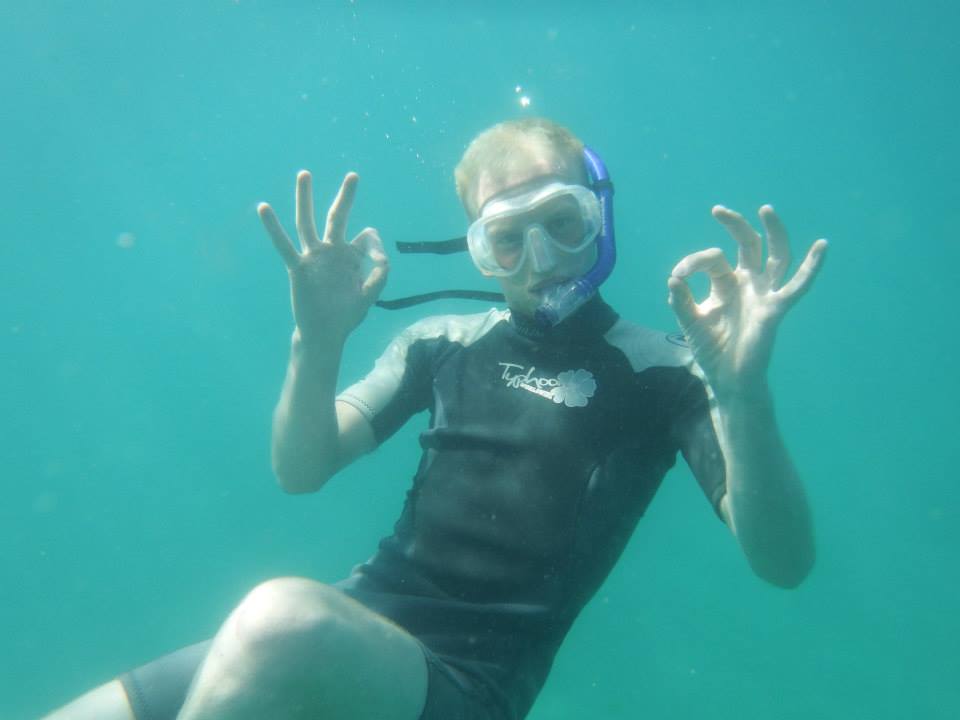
[352, 227, 390, 301]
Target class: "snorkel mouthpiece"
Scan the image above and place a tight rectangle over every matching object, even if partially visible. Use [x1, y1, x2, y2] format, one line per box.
[533, 146, 616, 327]
[534, 278, 597, 327]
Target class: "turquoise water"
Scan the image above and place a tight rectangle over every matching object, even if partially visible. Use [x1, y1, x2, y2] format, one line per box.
[3, 2, 958, 718]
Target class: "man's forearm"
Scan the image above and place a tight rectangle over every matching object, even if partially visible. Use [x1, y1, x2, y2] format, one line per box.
[271, 328, 345, 493]
[713, 383, 815, 588]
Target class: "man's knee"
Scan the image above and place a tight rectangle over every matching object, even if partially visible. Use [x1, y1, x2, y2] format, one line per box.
[231, 577, 363, 667]
[182, 578, 428, 719]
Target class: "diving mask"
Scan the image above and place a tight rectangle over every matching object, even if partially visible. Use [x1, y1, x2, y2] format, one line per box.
[466, 182, 602, 278]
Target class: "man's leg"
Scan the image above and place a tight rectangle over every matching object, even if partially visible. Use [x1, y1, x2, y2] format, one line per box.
[42, 577, 428, 720]
[41, 680, 134, 720]
[42, 640, 212, 720]
[176, 576, 428, 720]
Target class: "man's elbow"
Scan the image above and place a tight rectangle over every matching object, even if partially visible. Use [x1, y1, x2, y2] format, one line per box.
[271, 458, 333, 495]
[753, 545, 816, 589]
[277, 476, 324, 494]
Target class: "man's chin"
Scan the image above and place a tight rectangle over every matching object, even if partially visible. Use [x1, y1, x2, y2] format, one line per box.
[529, 278, 568, 295]
[502, 279, 568, 316]
[503, 294, 539, 318]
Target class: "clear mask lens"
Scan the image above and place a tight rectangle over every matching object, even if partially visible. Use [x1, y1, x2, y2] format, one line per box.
[525, 225, 557, 273]
[467, 183, 601, 277]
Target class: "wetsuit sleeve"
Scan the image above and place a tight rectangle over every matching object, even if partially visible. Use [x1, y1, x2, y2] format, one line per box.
[337, 328, 435, 445]
[672, 372, 727, 519]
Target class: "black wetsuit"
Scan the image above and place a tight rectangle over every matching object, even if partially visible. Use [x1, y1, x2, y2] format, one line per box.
[120, 297, 725, 720]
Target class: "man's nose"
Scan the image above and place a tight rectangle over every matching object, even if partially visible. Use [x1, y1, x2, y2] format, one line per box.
[525, 225, 556, 273]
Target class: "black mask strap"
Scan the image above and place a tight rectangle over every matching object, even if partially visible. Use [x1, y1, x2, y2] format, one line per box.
[375, 289, 505, 310]
[374, 237, 505, 310]
[395, 236, 468, 255]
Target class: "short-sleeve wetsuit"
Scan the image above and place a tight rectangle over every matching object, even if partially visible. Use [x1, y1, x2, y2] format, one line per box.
[119, 296, 725, 720]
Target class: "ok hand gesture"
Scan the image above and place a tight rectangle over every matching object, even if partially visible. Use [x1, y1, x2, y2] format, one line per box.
[667, 205, 827, 401]
[258, 171, 389, 347]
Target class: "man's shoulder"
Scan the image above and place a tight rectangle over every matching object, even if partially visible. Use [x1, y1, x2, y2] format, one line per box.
[396, 307, 510, 350]
[602, 316, 693, 373]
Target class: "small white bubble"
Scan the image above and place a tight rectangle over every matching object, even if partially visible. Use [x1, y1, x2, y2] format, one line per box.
[116, 232, 136, 249]
[519, 96, 531, 108]
[514, 84, 522, 93]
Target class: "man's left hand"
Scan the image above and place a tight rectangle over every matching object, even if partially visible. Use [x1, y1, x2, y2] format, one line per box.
[667, 205, 827, 402]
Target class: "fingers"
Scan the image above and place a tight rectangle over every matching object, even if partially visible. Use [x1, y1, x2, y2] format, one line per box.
[352, 227, 390, 301]
[352, 226, 388, 264]
[295, 170, 321, 252]
[324, 172, 360, 245]
[759, 204, 791, 288]
[671, 247, 738, 301]
[259, 170, 362, 269]
[713, 205, 763, 274]
[667, 275, 699, 332]
[777, 238, 828, 310]
[258, 202, 300, 269]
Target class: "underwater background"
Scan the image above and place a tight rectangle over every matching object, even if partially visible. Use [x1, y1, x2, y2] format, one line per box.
[2, 1, 957, 718]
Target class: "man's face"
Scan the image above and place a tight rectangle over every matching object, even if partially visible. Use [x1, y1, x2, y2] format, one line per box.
[471, 152, 596, 318]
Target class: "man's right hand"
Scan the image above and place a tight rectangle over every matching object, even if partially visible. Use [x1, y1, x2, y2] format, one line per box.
[258, 170, 389, 347]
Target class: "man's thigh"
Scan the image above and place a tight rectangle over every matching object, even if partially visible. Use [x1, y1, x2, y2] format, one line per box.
[124, 578, 429, 720]
[122, 640, 505, 720]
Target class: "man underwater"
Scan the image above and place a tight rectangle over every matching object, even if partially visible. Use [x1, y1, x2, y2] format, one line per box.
[43, 117, 827, 720]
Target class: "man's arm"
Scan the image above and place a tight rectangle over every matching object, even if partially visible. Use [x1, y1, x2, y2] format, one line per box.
[259, 170, 388, 493]
[668, 204, 827, 589]
[271, 329, 376, 493]
[711, 383, 814, 588]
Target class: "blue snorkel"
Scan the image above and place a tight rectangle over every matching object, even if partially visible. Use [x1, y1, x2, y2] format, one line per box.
[533, 146, 616, 327]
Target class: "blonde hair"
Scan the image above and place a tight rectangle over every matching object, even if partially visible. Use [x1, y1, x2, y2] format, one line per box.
[454, 117, 587, 219]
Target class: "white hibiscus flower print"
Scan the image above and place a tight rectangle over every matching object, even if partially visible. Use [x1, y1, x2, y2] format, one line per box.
[550, 369, 597, 407]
